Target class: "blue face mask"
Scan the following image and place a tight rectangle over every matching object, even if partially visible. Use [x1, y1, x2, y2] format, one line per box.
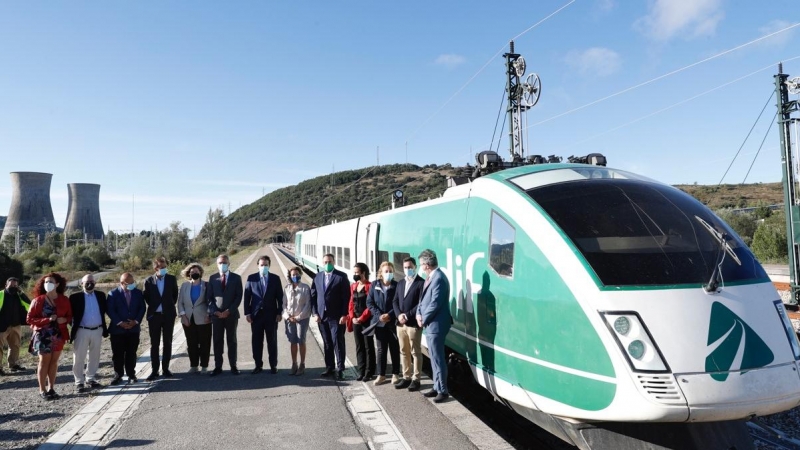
[126, 282, 136, 291]
[218, 263, 229, 273]
[404, 268, 415, 277]
[158, 268, 167, 277]
[291, 275, 301, 283]
[259, 266, 269, 276]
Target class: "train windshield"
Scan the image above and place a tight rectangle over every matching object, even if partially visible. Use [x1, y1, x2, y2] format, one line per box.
[523, 173, 767, 287]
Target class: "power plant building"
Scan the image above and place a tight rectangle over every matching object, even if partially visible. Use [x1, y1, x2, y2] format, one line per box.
[1, 172, 57, 243]
[64, 183, 104, 239]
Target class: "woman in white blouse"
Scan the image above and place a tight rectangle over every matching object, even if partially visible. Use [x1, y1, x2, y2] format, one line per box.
[283, 266, 312, 375]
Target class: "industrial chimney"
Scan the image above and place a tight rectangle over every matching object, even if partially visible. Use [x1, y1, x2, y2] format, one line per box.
[64, 183, 103, 240]
[0, 172, 57, 244]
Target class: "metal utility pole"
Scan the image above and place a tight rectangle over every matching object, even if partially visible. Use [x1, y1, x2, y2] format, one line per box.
[776, 63, 800, 303]
[503, 41, 541, 162]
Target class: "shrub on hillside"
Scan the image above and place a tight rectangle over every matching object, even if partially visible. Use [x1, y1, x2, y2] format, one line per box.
[751, 216, 787, 263]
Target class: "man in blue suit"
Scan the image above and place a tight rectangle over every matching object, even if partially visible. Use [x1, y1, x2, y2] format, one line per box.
[244, 256, 284, 374]
[207, 254, 244, 376]
[107, 273, 146, 385]
[416, 249, 452, 403]
[310, 253, 350, 379]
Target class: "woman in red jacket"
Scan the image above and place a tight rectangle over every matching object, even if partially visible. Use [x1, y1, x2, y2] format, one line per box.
[27, 272, 72, 400]
[348, 262, 375, 381]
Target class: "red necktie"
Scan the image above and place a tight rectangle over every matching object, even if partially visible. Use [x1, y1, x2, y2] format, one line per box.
[221, 274, 226, 290]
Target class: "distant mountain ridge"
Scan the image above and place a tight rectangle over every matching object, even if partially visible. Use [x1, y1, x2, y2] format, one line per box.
[224, 163, 784, 244]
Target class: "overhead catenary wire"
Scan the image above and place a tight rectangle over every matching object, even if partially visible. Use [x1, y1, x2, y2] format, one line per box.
[489, 87, 507, 159]
[719, 90, 775, 185]
[742, 112, 778, 184]
[402, 0, 576, 144]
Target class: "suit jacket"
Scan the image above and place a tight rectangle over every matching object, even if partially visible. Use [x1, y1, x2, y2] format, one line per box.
[143, 273, 179, 319]
[68, 290, 108, 341]
[367, 280, 397, 327]
[392, 275, 424, 328]
[310, 269, 350, 320]
[177, 281, 210, 325]
[417, 268, 451, 335]
[106, 287, 146, 335]
[206, 271, 243, 319]
[244, 272, 283, 317]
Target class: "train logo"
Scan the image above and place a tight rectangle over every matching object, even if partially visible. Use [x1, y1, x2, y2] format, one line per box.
[705, 301, 774, 381]
[439, 248, 485, 314]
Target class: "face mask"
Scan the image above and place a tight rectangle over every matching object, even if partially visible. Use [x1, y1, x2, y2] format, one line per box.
[158, 268, 167, 277]
[218, 263, 229, 273]
[404, 268, 415, 278]
[84, 282, 95, 292]
[324, 263, 334, 273]
[382, 272, 394, 282]
[191, 273, 201, 280]
[44, 282, 56, 293]
[6, 287, 18, 294]
[126, 282, 136, 291]
[291, 275, 301, 283]
[259, 266, 269, 276]
[352, 274, 361, 282]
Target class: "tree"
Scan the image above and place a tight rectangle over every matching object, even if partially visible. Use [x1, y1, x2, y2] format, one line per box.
[715, 210, 758, 247]
[0, 251, 23, 283]
[197, 208, 234, 257]
[751, 212, 788, 263]
[165, 221, 190, 264]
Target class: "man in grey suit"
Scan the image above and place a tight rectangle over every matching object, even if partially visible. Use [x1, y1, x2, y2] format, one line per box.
[143, 256, 179, 381]
[416, 249, 452, 403]
[206, 254, 243, 376]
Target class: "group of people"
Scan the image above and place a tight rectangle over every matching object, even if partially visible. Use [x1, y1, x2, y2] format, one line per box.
[0, 248, 452, 404]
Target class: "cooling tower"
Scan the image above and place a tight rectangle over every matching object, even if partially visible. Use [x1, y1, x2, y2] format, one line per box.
[64, 183, 103, 239]
[0, 172, 57, 243]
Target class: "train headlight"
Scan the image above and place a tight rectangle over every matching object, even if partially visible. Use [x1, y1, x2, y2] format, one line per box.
[614, 317, 630, 335]
[601, 311, 670, 373]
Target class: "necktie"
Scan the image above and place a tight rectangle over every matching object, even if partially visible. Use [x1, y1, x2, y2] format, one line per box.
[262, 276, 267, 291]
[124, 290, 131, 307]
[324, 273, 330, 290]
[221, 274, 226, 290]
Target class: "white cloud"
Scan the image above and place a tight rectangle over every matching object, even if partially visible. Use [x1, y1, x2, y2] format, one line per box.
[758, 20, 796, 47]
[635, 0, 724, 41]
[564, 47, 621, 77]
[434, 54, 466, 69]
[596, 0, 615, 13]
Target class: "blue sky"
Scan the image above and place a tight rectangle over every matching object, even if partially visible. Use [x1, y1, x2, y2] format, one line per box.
[1, 1, 798, 235]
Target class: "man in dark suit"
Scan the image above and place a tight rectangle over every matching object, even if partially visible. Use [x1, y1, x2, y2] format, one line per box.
[392, 257, 425, 391]
[143, 256, 179, 381]
[207, 254, 243, 376]
[416, 249, 452, 403]
[69, 274, 108, 392]
[107, 273, 146, 385]
[310, 253, 350, 379]
[244, 256, 284, 374]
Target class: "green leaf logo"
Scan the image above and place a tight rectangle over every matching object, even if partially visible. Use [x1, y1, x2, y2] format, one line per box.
[705, 301, 774, 381]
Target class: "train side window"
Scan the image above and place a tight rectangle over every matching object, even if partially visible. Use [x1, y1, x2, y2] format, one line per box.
[344, 248, 351, 269]
[490, 211, 515, 278]
[393, 252, 410, 278]
[337, 247, 343, 266]
[377, 250, 389, 267]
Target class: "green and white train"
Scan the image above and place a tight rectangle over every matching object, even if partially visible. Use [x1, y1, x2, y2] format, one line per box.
[294, 162, 800, 449]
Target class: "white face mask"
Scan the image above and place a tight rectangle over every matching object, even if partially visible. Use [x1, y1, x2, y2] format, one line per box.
[44, 282, 56, 293]
[382, 272, 394, 282]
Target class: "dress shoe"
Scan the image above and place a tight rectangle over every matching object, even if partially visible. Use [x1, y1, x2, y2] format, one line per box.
[76, 383, 87, 393]
[0, 369, 6, 376]
[433, 393, 450, 403]
[395, 379, 412, 389]
[373, 375, 387, 386]
[200, 367, 208, 374]
[162, 370, 173, 378]
[188, 367, 198, 373]
[363, 372, 374, 381]
[290, 363, 298, 375]
[320, 368, 335, 377]
[407, 380, 421, 392]
[391, 374, 400, 385]
[231, 367, 240, 375]
[48, 388, 60, 399]
[9, 364, 26, 372]
[110, 375, 123, 386]
[88, 380, 102, 389]
[210, 368, 223, 376]
[356, 374, 365, 381]
[423, 389, 438, 398]
[40, 391, 53, 400]
[128, 376, 138, 383]
[336, 370, 344, 380]
[270, 367, 278, 374]
[146, 372, 159, 382]
[296, 363, 305, 376]
[251, 367, 263, 375]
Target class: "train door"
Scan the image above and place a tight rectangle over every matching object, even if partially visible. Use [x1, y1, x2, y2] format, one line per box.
[365, 222, 380, 279]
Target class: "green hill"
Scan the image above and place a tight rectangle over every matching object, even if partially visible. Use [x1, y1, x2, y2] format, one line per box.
[226, 163, 785, 245]
[228, 163, 461, 244]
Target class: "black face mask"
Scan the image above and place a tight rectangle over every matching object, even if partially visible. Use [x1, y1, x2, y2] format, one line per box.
[191, 273, 201, 280]
[352, 275, 361, 282]
[84, 282, 95, 291]
[6, 287, 18, 294]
